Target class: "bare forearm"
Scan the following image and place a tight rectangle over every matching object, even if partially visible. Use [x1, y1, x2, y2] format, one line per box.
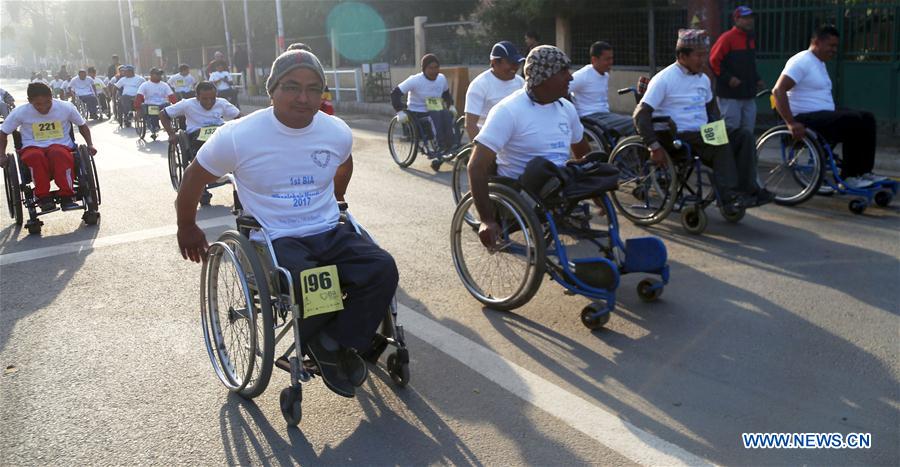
[176, 162, 219, 226]
[334, 156, 353, 201]
[468, 144, 496, 223]
[464, 113, 479, 141]
[78, 125, 93, 147]
[773, 89, 795, 125]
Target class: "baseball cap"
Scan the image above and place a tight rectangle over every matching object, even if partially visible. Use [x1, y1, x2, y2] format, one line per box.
[490, 41, 525, 63]
[733, 6, 754, 19]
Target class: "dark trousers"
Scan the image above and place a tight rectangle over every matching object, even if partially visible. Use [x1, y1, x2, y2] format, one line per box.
[273, 223, 399, 351]
[664, 128, 759, 202]
[410, 110, 454, 151]
[795, 108, 876, 178]
[77, 94, 99, 117]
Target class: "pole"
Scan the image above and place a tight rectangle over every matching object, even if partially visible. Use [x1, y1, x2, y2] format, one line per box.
[647, 0, 656, 76]
[117, 0, 130, 64]
[80, 35, 87, 67]
[275, 0, 285, 54]
[127, 0, 140, 73]
[242, 0, 255, 87]
[220, 0, 233, 70]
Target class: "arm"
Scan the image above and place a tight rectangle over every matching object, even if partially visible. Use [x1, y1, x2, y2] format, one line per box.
[772, 74, 804, 139]
[633, 102, 668, 166]
[390, 87, 406, 112]
[333, 155, 353, 202]
[160, 109, 175, 137]
[77, 124, 97, 155]
[467, 142, 500, 247]
[708, 35, 731, 79]
[571, 137, 591, 159]
[706, 99, 722, 122]
[175, 162, 220, 262]
[442, 89, 454, 109]
[464, 113, 480, 140]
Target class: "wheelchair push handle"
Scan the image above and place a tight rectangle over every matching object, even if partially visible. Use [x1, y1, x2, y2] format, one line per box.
[755, 88, 772, 98]
[617, 87, 636, 96]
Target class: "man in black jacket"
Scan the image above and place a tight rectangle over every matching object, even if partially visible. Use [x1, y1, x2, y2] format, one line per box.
[709, 6, 764, 134]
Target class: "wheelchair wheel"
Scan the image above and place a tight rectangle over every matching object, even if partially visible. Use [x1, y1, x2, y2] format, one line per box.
[608, 136, 677, 225]
[279, 386, 303, 426]
[454, 115, 468, 148]
[201, 230, 275, 399]
[450, 183, 546, 311]
[451, 144, 472, 205]
[3, 155, 23, 226]
[388, 116, 417, 168]
[134, 113, 146, 140]
[168, 131, 190, 191]
[680, 205, 707, 235]
[582, 126, 611, 159]
[755, 127, 822, 206]
[76, 146, 101, 221]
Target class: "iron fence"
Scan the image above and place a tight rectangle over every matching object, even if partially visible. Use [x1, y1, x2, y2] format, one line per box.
[570, 6, 687, 68]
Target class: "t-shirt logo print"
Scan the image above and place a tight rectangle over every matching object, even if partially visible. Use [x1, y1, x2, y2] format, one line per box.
[310, 150, 333, 168]
[558, 122, 570, 135]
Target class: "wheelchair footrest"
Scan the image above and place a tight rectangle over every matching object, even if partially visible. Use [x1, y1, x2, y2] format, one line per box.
[622, 237, 668, 273]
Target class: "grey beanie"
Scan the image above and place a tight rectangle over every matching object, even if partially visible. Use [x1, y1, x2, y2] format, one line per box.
[266, 50, 326, 96]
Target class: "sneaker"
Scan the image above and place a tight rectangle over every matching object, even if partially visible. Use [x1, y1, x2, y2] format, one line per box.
[304, 335, 355, 398]
[38, 197, 56, 212]
[817, 185, 835, 195]
[59, 196, 79, 210]
[339, 348, 368, 387]
[753, 189, 776, 207]
[842, 176, 874, 190]
[861, 172, 889, 183]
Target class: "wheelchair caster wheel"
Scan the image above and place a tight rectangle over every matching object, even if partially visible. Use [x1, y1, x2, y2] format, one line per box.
[848, 199, 867, 215]
[200, 192, 213, 206]
[82, 211, 100, 225]
[580, 304, 611, 330]
[636, 279, 663, 302]
[279, 386, 302, 427]
[874, 191, 893, 207]
[26, 224, 42, 236]
[680, 205, 707, 235]
[361, 334, 389, 364]
[386, 351, 410, 388]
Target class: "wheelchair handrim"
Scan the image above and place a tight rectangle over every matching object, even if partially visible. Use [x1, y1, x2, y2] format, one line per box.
[388, 117, 417, 167]
[609, 140, 676, 225]
[755, 129, 822, 205]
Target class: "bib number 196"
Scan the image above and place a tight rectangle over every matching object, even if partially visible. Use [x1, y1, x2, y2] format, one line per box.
[300, 265, 344, 318]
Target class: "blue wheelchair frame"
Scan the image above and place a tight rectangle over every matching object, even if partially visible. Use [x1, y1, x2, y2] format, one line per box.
[407, 111, 465, 160]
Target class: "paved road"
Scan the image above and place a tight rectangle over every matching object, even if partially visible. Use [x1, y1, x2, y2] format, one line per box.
[1, 79, 898, 466]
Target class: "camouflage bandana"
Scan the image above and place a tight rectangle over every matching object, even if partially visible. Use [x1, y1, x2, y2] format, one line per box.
[524, 45, 571, 91]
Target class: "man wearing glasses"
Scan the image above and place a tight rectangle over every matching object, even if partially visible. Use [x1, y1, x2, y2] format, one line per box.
[175, 50, 399, 399]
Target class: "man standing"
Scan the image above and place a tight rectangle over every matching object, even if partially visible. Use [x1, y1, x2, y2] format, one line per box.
[772, 25, 886, 189]
[709, 6, 763, 134]
[570, 41, 636, 137]
[107, 54, 121, 79]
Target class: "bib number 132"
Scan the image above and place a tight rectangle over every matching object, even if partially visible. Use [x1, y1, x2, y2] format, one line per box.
[300, 265, 344, 318]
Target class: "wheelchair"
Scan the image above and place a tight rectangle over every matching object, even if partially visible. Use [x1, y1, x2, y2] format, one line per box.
[70, 94, 91, 120]
[201, 183, 409, 426]
[449, 153, 669, 329]
[388, 111, 465, 169]
[607, 117, 747, 235]
[136, 103, 164, 141]
[168, 127, 222, 205]
[2, 130, 101, 235]
[755, 120, 897, 215]
[116, 95, 136, 130]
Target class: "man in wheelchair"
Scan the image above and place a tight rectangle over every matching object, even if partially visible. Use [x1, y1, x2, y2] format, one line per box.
[467, 45, 594, 247]
[135, 68, 177, 138]
[0, 83, 97, 211]
[176, 49, 399, 399]
[633, 29, 774, 215]
[771, 25, 887, 190]
[68, 69, 100, 120]
[167, 64, 197, 100]
[160, 81, 240, 158]
[570, 41, 636, 138]
[114, 65, 145, 127]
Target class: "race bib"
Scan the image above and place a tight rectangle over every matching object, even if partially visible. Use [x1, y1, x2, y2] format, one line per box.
[32, 121, 64, 141]
[700, 120, 729, 146]
[300, 265, 344, 318]
[174, 79, 186, 88]
[147, 105, 160, 116]
[196, 126, 218, 142]
[425, 97, 443, 112]
[93, 82, 104, 91]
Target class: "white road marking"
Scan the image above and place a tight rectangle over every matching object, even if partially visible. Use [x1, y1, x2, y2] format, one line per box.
[0, 216, 712, 465]
[0, 216, 233, 266]
[399, 304, 714, 466]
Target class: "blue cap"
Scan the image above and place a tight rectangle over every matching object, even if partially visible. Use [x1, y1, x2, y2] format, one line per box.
[490, 41, 525, 63]
[733, 6, 754, 18]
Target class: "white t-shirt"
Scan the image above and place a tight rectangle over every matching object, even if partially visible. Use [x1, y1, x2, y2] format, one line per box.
[208, 71, 232, 91]
[50, 79, 64, 90]
[0, 99, 84, 149]
[475, 89, 584, 178]
[91, 76, 108, 94]
[640, 62, 713, 132]
[69, 77, 96, 97]
[569, 65, 611, 116]
[196, 108, 353, 240]
[31, 78, 49, 85]
[168, 73, 197, 93]
[163, 97, 240, 133]
[115, 76, 145, 96]
[781, 49, 835, 116]
[464, 69, 524, 126]
[397, 72, 449, 113]
[137, 80, 174, 105]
